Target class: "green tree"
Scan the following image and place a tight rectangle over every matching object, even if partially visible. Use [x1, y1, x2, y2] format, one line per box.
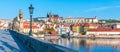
[80, 26, 86, 35]
[46, 27, 55, 31]
[39, 31, 45, 34]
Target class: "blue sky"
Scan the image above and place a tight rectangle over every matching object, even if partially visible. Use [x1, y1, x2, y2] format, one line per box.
[0, 0, 120, 20]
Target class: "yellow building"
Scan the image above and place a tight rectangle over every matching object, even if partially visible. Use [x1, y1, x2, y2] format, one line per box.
[72, 23, 81, 33]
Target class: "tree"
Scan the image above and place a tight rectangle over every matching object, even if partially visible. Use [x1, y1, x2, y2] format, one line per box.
[80, 26, 86, 35]
[46, 27, 55, 31]
[39, 31, 45, 34]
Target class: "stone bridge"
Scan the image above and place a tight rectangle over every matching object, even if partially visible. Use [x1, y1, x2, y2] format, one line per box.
[0, 30, 77, 52]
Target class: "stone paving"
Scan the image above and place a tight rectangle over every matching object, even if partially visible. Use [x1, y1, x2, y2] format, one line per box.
[0, 30, 28, 52]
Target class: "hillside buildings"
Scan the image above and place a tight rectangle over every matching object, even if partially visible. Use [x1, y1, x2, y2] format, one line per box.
[10, 10, 120, 37]
[0, 19, 10, 29]
[86, 23, 120, 36]
[33, 12, 98, 24]
[33, 17, 49, 24]
[10, 10, 100, 35]
[33, 12, 63, 24]
[48, 13, 63, 23]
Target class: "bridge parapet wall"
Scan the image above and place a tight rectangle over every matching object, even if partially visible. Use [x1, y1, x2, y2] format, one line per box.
[9, 30, 77, 52]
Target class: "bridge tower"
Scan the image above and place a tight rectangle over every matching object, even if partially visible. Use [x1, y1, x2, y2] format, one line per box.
[19, 9, 24, 32]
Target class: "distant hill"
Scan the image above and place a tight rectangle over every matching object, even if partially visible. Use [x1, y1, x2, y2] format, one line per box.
[99, 19, 120, 23]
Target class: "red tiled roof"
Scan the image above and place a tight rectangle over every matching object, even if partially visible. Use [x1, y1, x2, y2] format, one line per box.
[89, 24, 99, 26]
[51, 31, 58, 35]
[88, 27, 120, 32]
[46, 30, 59, 35]
[74, 23, 81, 26]
[83, 23, 90, 26]
[64, 24, 71, 27]
[23, 25, 39, 29]
[23, 22, 36, 25]
[73, 23, 90, 26]
[0, 25, 3, 28]
[23, 21, 39, 29]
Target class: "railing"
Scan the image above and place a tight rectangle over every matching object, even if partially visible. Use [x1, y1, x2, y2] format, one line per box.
[9, 30, 77, 52]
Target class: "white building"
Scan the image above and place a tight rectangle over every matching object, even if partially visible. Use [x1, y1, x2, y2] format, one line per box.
[115, 23, 120, 28]
[0, 19, 10, 29]
[86, 27, 120, 36]
[62, 16, 98, 23]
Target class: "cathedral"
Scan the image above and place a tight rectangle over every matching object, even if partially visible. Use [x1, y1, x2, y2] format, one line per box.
[47, 12, 63, 24]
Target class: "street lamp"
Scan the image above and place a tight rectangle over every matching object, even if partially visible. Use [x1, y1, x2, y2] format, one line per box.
[29, 4, 34, 36]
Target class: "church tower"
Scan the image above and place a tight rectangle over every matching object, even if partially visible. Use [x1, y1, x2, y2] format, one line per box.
[19, 9, 23, 21]
[47, 12, 52, 18]
[19, 9, 24, 32]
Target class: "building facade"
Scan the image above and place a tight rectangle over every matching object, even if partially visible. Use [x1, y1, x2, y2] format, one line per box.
[62, 16, 98, 23]
[48, 12, 63, 23]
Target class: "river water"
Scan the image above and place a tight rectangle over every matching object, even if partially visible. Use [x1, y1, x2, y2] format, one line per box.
[44, 38, 120, 52]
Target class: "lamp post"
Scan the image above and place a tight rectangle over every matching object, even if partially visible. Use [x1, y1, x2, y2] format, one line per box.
[29, 4, 34, 36]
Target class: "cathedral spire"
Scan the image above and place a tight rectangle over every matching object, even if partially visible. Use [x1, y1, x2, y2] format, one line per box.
[48, 12, 52, 17]
[47, 12, 49, 18]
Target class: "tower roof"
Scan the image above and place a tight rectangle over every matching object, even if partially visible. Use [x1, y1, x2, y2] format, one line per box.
[19, 9, 23, 14]
[19, 9, 23, 19]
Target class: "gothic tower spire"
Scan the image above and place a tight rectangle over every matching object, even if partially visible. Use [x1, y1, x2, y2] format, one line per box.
[18, 9, 24, 32]
[19, 9, 23, 20]
[49, 12, 52, 17]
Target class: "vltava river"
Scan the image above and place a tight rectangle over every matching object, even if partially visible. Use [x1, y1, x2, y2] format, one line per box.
[45, 38, 120, 52]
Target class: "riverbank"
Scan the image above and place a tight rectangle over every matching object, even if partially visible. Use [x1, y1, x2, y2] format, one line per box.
[71, 35, 120, 39]
[44, 35, 60, 39]
[43, 37, 120, 52]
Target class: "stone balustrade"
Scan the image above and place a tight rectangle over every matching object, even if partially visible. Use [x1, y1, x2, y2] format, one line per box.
[9, 30, 77, 52]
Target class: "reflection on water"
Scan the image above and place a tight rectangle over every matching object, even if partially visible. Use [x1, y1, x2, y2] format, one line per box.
[43, 38, 120, 52]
